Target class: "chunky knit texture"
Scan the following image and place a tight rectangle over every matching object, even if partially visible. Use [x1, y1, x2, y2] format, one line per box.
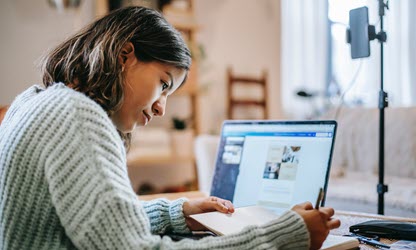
[0, 84, 310, 249]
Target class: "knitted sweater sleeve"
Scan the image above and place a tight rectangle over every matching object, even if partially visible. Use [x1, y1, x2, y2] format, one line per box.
[141, 198, 191, 234]
[44, 87, 310, 249]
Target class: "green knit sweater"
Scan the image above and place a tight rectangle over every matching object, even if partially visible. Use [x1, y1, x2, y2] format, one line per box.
[0, 84, 309, 249]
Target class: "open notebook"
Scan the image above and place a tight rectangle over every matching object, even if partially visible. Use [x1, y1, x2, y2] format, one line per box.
[190, 206, 359, 250]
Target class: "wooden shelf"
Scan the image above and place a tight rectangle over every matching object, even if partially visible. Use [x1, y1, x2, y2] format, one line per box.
[122, 0, 201, 192]
[127, 155, 194, 167]
[162, 5, 199, 31]
[163, 1, 200, 134]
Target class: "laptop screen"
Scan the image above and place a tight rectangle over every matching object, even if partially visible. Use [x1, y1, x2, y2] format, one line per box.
[210, 120, 337, 214]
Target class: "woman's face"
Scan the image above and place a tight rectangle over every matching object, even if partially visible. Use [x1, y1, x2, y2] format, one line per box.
[112, 43, 187, 133]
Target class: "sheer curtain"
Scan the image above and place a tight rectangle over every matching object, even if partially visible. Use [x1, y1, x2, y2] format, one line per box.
[281, 0, 329, 118]
[281, 0, 416, 119]
[384, 0, 416, 106]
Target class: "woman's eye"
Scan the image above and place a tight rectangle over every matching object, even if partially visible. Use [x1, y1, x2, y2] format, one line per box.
[162, 81, 169, 91]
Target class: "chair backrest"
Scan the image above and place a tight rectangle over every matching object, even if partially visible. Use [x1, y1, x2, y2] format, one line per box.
[194, 134, 220, 194]
[226, 67, 268, 119]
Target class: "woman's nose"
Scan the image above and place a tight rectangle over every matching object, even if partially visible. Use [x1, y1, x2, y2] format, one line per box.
[152, 97, 167, 117]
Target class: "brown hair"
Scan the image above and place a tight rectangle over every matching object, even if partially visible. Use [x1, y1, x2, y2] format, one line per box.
[40, 6, 191, 148]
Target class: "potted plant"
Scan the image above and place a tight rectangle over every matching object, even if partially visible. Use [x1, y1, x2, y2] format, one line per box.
[171, 116, 194, 158]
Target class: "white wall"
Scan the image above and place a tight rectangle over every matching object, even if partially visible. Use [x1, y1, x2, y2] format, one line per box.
[0, 0, 94, 105]
[0, 0, 283, 133]
[194, 0, 283, 134]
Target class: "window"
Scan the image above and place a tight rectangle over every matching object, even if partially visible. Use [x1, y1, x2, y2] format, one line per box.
[328, 0, 416, 107]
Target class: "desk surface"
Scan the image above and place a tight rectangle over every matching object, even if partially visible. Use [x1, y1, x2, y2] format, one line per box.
[139, 191, 415, 249]
[332, 211, 416, 249]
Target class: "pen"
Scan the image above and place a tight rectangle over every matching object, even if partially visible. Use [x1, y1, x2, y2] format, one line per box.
[349, 233, 390, 249]
[315, 187, 324, 209]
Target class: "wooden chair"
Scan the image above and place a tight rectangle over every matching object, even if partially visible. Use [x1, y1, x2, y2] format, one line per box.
[226, 67, 268, 119]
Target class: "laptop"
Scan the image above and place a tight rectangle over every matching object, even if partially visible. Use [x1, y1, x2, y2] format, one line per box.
[187, 120, 357, 248]
[210, 120, 337, 215]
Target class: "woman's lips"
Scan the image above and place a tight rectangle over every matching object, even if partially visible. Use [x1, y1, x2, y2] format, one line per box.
[142, 111, 151, 125]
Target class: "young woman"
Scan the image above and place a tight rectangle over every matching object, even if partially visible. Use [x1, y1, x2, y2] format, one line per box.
[0, 6, 339, 249]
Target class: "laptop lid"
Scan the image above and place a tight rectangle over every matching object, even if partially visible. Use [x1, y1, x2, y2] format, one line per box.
[210, 120, 337, 214]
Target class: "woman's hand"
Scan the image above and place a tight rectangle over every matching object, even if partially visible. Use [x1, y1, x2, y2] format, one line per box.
[292, 202, 341, 250]
[182, 196, 234, 231]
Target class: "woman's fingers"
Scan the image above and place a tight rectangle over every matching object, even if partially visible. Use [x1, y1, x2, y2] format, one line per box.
[318, 207, 340, 229]
[327, 218, 341, 229]
[209, 197, 234, 213]
[319, 207, 335, 218]
[223, 200, 235, 213]
[293, 202, 314, 210]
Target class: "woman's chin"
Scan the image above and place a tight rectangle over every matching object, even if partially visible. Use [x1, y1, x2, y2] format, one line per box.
[118, 119, 147, 133]
[130, 123, 139, 131]
[119, 123, 136, 133]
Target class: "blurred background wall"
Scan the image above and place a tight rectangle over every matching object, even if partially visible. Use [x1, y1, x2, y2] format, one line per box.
[0, 0, 94, 105]
[0, 0, 283, 134]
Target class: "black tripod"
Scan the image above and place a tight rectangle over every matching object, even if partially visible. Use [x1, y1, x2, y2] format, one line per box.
[374, 0, 389, 215]
[347, 0, 389, 214]
[368, 0, 388, 214]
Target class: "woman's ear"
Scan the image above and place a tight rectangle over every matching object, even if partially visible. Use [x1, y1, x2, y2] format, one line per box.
[118, 42, 135, 68]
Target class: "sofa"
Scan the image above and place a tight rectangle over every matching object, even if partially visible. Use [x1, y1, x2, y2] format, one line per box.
[323, 107, 416, 216]
[194, 107, 416, 217]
